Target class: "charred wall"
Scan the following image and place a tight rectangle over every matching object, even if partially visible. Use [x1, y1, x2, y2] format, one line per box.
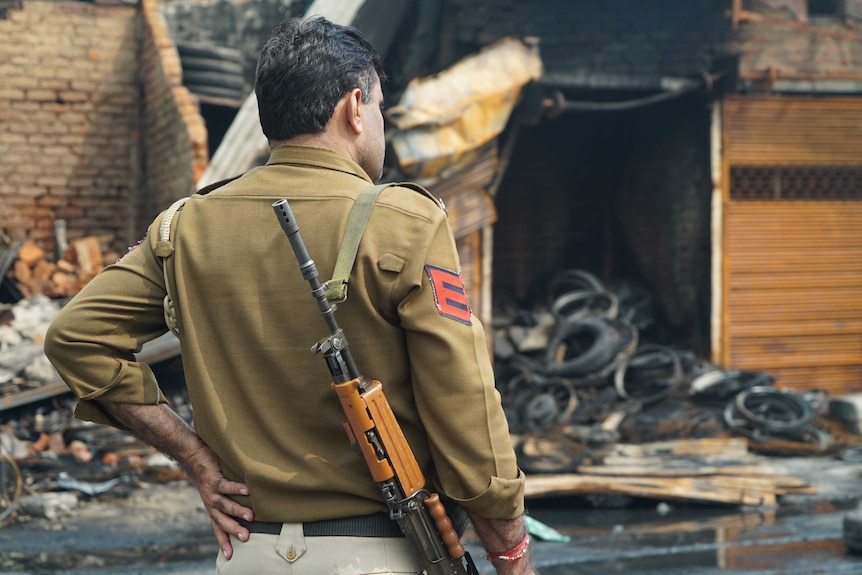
[160, 0, 309, 90]
[494, 94, 713, 355]
[439, 0, 731, 78]
[440, 0, 726, 355]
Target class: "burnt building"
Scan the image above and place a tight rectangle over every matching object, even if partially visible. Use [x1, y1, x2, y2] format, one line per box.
[2, 0, 862, 400]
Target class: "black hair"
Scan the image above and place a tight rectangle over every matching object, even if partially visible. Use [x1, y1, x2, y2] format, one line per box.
[255, 16, 384, 142]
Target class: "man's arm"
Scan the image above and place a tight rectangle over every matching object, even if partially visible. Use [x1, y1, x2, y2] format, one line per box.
[95, 401, 254, 560]
[466, 511, 536, 575]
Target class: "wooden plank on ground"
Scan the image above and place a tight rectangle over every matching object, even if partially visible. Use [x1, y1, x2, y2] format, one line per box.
[575, 464, 780, 478]
[609, 437, 751, 459]
[525, 474, 779, 506]
[523, 438, 815, 505]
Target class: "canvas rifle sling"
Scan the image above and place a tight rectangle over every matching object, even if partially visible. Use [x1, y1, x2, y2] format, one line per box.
[324, 183, 389, 303]
[156, 196, 190, 337]
[325, 182, 444, 303]
[156, 183, 436, 329]
[154, 176, 240, 336]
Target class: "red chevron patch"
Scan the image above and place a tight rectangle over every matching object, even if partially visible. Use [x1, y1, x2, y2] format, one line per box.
[425, 265, 472, 325]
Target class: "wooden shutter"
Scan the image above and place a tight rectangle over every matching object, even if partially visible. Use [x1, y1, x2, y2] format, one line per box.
[722, 95, 862, 394]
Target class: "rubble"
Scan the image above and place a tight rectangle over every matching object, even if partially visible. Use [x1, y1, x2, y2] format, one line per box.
[2, 235, 116, 301]
[0, 266, 858, 528]
[0, 228, 184, 527]
[0, 397, 190, 526]
[0, 296, 61, 398]
[0, 292, 185, 527]
[18, 491, 78, 521]
[493, 268, 862, 500]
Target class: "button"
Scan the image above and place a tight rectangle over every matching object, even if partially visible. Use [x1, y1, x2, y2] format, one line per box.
[285, 546, 297, 561]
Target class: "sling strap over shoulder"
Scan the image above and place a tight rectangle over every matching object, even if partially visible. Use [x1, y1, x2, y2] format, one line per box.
[155, 181, 442, 331]
[156, 196, 190, 337]
[324, 182, 443, 303]
[323, 184, 388, 303]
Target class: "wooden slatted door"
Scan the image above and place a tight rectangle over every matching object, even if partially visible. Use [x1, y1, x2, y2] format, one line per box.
[722, 95, 862, 395]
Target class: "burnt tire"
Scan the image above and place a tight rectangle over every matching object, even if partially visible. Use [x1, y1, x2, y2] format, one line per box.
[547, 269, 605, 304]
[182, 70, 245, 90]
[614, 344, 682, 405]
[734, 387, 813, 434]
[544, 317, 616, 377]
[176, 41, 244, 65]
[180, 56, 244, 76]
[183, 83, 245, 102]
[550, 289, 619, 320]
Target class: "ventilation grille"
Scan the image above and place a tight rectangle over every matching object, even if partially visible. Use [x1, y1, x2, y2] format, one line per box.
[729, 165, 862, 201]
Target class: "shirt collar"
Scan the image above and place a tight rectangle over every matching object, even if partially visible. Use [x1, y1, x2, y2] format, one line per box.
[266, 145, 374, 184]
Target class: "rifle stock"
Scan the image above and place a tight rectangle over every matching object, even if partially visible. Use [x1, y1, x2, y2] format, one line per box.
[272, 199, 478, 575]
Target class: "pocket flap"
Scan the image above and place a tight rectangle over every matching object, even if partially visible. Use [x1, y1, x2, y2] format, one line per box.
[378, 253, 405, 273]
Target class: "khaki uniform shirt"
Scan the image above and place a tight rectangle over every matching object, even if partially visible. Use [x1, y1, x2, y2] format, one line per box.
[45, 146, 525, 523]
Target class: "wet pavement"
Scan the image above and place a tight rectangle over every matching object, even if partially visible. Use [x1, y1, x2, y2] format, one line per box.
[2, 456, 862, 574]
[520, 454, 862, 574]
[527, 499, 862, 574]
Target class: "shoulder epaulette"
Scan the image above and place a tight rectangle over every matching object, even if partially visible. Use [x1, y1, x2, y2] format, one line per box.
[157, 177, 239, 336]
[196, 174, 242, 196]
[392, 182, 447, 215]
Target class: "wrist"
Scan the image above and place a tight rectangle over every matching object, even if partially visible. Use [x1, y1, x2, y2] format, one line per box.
[486, 532, 529, 562]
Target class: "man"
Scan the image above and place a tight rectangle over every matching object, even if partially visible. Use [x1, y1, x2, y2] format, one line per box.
[45, 16, 534, 575]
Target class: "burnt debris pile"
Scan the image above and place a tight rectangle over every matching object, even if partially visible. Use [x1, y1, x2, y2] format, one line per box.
[492, 269, 861, 475]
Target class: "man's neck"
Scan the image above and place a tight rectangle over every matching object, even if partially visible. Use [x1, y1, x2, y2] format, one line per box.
[271, 133, 353, 161]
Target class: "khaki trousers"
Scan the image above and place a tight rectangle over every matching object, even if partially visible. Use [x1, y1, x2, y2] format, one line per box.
[215, 522, 422, 575]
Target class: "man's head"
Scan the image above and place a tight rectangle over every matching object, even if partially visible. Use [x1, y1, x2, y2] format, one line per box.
[255, 17, 386, 180]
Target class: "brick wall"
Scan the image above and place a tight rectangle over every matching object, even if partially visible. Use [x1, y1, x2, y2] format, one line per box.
[735, 4, 862, 82]
[0, 0, 207, 256]
[139, 0, 206, 233]
[0, 0, 140, 254]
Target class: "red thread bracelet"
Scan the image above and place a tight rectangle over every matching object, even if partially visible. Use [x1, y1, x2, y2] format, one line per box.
[486, 533, 529, 562]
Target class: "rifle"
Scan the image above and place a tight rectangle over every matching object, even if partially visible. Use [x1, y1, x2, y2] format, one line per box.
[272, 199, 479, 575]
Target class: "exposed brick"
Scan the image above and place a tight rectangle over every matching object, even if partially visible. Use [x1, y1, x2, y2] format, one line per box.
[11, 101, 41, 112]
[38, 78, 72, 91]
[26, 89, 58, 102]
[35, 175, 68, 187]
[56, 91, 89, 103]
[5, 76, 40, 90]
[0, 132, 27, 144]
[1, 0, 202, 254]
[16, 185, 48, 198]
[0, 88, 25, 100]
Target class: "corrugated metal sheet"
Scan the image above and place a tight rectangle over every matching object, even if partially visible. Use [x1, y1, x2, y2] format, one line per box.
[426, 143, 498, 240]
[386, 36, 542, 179]
[456, 231, 483, 323]
[722, 95, 862, 395]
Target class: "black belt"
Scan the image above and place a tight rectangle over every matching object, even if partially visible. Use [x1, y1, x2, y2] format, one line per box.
[237, 512, 404, 538]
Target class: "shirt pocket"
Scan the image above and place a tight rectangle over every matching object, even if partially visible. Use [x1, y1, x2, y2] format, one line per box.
[378, 253, 405, 273]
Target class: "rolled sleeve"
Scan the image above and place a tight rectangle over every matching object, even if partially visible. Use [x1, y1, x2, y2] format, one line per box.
[396, 212, 525, 520]
[44, 218, 171, 429]
[70, 355, 167, 427]
[440, 470, 525, 519]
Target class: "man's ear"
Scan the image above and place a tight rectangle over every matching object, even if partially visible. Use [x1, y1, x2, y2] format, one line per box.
[345, 88, 364, 135]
